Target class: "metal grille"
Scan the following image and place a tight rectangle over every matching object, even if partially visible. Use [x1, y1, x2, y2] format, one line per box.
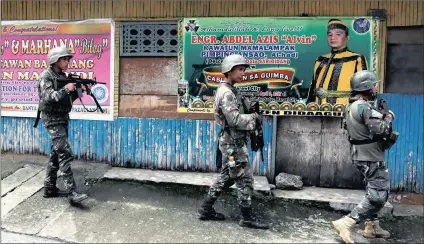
[120, 21, 178, 57]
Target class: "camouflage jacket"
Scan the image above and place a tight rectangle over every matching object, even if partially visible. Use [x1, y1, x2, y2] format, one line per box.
[344, 97, 393, 161]
[38, 67, 78, 126]
[213, 82, 259, 146]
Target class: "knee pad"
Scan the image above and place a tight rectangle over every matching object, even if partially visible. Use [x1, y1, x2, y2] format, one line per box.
[238, 196, 252, 208]
[208, 187, 222, 198]
[237, 186, 252, 206]
[239, 187, 253, 199]
[367, 188, 388, 205]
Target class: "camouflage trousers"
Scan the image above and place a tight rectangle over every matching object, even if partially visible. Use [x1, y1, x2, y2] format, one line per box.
[348, 161, 390, 223]
[207, 142, 254, 208]
[44, 123, 76, 193]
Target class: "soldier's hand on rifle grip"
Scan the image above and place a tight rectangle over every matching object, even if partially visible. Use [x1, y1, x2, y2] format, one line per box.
[378, 99, 389, 112]
[81, 84, 93, 93]
[64, 83, 76, 92]
[386, 110, 395, 120]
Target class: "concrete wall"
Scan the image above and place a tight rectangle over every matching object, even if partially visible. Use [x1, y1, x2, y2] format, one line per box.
[275, 94, 424, 193]
[385, 26, 424, 95]
[275, 117, 363, 189]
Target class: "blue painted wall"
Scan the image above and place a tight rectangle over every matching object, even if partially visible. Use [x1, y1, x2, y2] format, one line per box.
[0, 116, 273, 176]
[1, 94, 422, 192]
[380, 94, 424, 193]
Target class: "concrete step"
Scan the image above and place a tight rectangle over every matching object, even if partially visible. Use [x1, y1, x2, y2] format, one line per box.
[273, 187, 394, 218]
[1, 230, 64, 243]
[103, 167, 396, 218]
[1, 170, 45, 219]
[103, 167, 271, 193]
[1, 164, 44, 197]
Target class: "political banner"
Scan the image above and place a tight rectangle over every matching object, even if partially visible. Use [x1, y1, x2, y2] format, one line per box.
[177, 17, 380, 116]
[0, 19, 114, 121]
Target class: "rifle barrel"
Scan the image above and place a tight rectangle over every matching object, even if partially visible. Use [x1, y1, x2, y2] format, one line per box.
[56, 78, 106, 84]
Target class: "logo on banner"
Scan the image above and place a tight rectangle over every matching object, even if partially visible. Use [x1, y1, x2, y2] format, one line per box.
[353, 18, 371, 34]
[92, 84, 108, 103]
[185, 20, 199, 33]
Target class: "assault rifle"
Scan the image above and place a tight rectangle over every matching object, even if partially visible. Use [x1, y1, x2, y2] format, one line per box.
[33, 73, 106, 128]
[377, 98, 399, 150]
[56, 73, 106, 114]
[249, 102, 264, 162]
[378, 98, 390, 118]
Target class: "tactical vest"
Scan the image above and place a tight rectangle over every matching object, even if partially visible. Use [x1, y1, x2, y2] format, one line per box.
[213, 83, 249, 142]
[345, 100, 378, 143]
[37, 69, 73, 114]
[346, 99, 397, 153]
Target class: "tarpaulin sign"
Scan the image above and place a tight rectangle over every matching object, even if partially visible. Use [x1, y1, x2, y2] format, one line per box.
[0, 19, 115, 121]
[177, 17, 379, 116]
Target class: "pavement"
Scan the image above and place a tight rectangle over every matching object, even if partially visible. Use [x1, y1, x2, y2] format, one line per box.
[1, 153, 423, 243]
[104, 167, 395, 218]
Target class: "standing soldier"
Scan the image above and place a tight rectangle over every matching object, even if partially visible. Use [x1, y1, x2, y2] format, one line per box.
[34, 46, 89, 204]
[332, 71, 396, 243]
[197, 54, 269, 229]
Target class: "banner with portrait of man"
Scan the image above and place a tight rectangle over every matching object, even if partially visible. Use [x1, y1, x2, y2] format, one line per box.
[177, 17, 380, 117]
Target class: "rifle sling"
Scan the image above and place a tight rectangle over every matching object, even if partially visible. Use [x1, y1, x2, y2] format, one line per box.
[33, 110, 41, 128]
[76, 86, 104, 113]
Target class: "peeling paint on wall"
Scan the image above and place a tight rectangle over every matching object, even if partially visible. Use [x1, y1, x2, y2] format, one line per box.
[1, 94, 422, 193]
[0, 116, 272, 176]
[382, 94, 424, 193]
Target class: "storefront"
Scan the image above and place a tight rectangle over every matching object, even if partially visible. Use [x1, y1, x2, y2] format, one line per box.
[1, 0, 423, 193]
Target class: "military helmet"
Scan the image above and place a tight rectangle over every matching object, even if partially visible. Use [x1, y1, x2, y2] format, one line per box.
[221, 54, 250, 74]
[47, 46, 73, 65]
[350, 70, 379, 92]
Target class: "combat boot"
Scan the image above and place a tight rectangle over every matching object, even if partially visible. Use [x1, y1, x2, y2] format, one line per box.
[198, 195, 225, 221]
[68, 191, 88, 204]
[363, 220, 390, 239]
[239, 207, 270, 229]
[43, 187, 69, 198]
[332, 216, 356, 243]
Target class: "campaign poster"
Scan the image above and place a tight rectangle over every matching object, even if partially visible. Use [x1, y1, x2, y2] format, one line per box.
[177, 17, 379, 116]
[0, 19, 115, 121]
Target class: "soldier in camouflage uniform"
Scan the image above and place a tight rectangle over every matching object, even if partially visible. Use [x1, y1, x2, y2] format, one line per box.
[36, 46, 89, 204]
[198, 54, 269, 229]
[332, 71, 395, 243]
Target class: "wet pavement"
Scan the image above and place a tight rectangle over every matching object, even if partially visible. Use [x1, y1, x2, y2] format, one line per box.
[2, 179, 423, 243]
[1, 153, 423, 243]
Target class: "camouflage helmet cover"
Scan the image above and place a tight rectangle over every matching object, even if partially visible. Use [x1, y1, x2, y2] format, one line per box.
[350, 70, 379, 92]
[47, 46, 73, 65]
[221, 54, 250, 74]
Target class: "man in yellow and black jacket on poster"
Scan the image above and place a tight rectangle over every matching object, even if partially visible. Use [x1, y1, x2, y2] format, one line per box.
[307, 19, 368, 105]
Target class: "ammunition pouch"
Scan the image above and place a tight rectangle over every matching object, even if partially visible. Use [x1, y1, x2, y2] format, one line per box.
[215, 127, 247, 170]
[228, 157, 245, 179]
[382, 131, 399, 150]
